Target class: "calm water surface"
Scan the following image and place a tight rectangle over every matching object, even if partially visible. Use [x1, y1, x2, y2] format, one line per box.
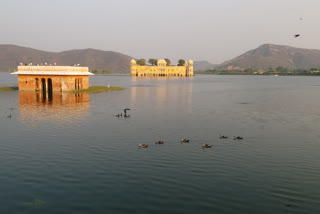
[0, 73, 320, 214]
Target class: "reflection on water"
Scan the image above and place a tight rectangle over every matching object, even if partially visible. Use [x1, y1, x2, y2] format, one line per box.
[19, 91, 90, 123]
[1, 74, 320, 214]
[131, 77, 193, 113]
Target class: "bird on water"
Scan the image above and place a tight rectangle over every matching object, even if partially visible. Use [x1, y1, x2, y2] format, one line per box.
[124, 108, 131, 117]
[233, 136, 243, 140]
[155, 141, 164, 144]
[202, 144, 212, 148]
[181, 138, 189, 143]
[219, 135, 228, 139]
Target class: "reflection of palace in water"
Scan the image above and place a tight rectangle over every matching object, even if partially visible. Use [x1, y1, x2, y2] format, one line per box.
[19, 91, 90, 122]
[130, 77, 193, 113]
[11, 65, 93, 122]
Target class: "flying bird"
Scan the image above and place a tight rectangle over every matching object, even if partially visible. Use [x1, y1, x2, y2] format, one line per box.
[294, 34, 300, 38]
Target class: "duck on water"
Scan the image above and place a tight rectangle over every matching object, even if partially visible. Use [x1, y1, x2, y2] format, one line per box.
[202, 144, 212, 148]
[155, 141, 164, 144]
[181, 138, 189, 143]
[233, 136, 243, 140]
[138, 144, 148, 148]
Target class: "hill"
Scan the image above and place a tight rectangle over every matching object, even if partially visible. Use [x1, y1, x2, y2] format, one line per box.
[193, 60, 216, 71]
[0, 45, 133, 72]
[217, 44, 320, 70]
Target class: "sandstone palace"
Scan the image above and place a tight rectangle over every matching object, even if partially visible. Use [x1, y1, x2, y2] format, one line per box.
[11, 65, 94, 92]
[130, 59, 194, 77]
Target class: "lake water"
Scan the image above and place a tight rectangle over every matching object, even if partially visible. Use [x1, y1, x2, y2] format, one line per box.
[0, 73, 320, 214]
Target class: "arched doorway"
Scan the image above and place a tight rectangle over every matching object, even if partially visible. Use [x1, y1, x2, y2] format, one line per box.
[41, 78, 46, 100]
[35, 78, 39, 91]
[48, 78, 53, 101]
[75, 78, 81, 90]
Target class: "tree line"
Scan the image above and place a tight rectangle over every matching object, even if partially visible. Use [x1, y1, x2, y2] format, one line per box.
[199, 66, 320, 75]
[135, 59, 186, 66]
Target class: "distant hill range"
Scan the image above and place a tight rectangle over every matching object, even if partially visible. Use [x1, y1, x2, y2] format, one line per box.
[193, 60, 217, 71]
[0, 44, 133, 72]
[2, 44, 320, 73]
[217, 44, 320, 70]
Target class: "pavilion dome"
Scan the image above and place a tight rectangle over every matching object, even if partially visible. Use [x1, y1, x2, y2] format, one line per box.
[157, 59, 167, 66]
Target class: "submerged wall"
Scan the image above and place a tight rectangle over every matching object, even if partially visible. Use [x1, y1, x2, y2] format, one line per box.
[18, 75, 89, 92]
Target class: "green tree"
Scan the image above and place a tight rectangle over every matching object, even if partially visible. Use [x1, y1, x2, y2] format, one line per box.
[136, 59, 146, 66]
[164, 58, 171, 66]
[268, 66, 273, 72]
[276, 66, 288, 74]
[276, 66, 283, 72]
[178, 59, 185, 66]
[148, 59, 157, 65]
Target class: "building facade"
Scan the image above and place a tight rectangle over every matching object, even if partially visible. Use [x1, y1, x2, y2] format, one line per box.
[130, 59, 194, 77]
[11, 66, 94, 92]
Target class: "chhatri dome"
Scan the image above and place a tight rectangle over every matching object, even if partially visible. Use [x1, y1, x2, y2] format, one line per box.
[131, 59, 136, 64]
[157, 59, 167, 66]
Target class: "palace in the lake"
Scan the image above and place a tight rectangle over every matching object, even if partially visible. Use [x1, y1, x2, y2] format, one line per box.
[11, 65, 94, 92]
[130, 59, 194, 77]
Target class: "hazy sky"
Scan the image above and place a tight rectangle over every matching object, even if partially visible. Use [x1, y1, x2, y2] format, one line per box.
[1, 0, 320, 63]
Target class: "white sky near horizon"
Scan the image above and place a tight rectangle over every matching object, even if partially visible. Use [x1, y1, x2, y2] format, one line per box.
[1, 0, 320, 64]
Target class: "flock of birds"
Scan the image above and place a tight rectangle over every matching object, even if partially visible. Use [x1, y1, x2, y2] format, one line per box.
[18, 62, 81, 66]
[138, 135, 244, 149]
[19, 62, 58, 66]
[115, 108, 131, 118]
[115, 108, 244, 149]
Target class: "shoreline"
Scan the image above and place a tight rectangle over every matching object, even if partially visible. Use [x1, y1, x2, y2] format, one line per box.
[0, 86, 125, 93]
[0, 87, 18, 91]
[70, 86, 125, 93]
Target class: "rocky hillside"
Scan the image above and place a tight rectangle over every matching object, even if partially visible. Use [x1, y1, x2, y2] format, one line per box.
[217, 44, 320, 70]
[193, 60, 216, 71]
